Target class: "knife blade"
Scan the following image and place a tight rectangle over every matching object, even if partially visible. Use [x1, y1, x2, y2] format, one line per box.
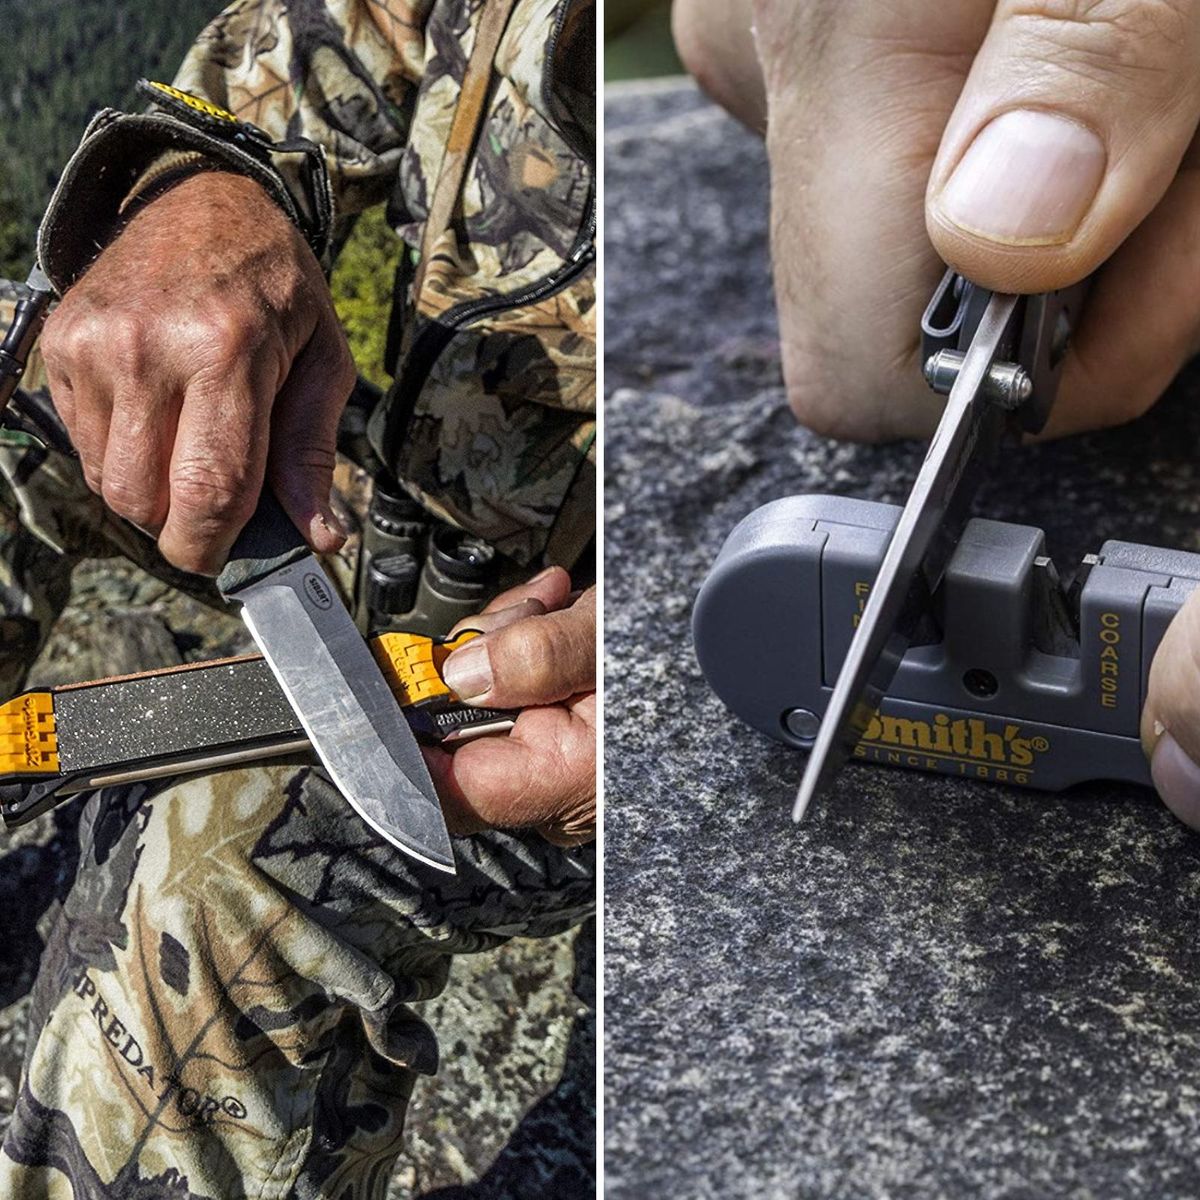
[218, 488, 455, 873]
[793, 270, 1089, 822]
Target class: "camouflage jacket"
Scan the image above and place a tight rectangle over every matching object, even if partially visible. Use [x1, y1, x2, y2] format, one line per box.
[74, 0, 597, 570]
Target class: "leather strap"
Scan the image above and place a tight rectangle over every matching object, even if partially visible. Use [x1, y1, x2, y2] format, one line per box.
[410, 0, 520, 309]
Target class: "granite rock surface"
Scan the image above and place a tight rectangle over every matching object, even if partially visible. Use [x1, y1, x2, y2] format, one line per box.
[605, 79, 1200, 1199]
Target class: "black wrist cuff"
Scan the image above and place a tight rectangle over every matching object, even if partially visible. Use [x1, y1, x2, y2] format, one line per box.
[37, 80, 334, 293]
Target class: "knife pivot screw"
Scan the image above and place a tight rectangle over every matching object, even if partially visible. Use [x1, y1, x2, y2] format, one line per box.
[783, 707, 821, 743]
[923, 350, 1033, 409]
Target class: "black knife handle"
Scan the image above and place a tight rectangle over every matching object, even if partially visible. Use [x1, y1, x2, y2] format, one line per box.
[217, 487, 309, 596]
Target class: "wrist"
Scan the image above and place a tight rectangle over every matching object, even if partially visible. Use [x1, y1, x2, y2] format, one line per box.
[119, 150, 222, 218]
[37, 81, 333, 295]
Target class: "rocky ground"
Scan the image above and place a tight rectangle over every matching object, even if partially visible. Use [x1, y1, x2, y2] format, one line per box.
[0, 493, 594, 1196]
[606, 80, 1200, 1198]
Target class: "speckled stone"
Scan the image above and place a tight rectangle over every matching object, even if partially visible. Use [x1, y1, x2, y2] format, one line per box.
[604, 80, 1200, 1199]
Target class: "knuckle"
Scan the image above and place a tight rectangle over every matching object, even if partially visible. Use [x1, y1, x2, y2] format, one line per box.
[181, 306, 268, 370]
[782, 326, 939, 441]
[497, 621, 560, 694]
[38, 311, 66, 361]
[45, 306, 157, 381]
[105, 313, 152, 375]
[101, 471, 160, 527]
[210, 309, 261, 359]
[41, 309, 91, 367]
[170, 458, 256, 525]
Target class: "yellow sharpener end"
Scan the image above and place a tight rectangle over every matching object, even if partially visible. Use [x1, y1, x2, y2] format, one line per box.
[371, 631, 480, 707]
[0, 691, 59, 774]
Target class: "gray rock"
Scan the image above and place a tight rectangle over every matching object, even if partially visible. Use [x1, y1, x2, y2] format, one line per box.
[604, 80, 1200, 1199]
[27, 609, 183, 687]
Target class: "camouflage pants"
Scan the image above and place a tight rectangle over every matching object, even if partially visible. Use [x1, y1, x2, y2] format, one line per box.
[0, 769, 594, 1199]
[0, 434, 596, 1199]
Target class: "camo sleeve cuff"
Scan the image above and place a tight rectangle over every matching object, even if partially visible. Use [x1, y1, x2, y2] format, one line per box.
[118, 150, 217, 216]
[37, 88, 334, 294]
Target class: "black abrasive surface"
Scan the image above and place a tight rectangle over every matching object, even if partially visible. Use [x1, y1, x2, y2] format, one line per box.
[55, 660, 301, 771]
[604, 81, 1200, 1199]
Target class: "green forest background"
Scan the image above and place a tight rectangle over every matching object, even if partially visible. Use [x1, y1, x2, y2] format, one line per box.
[0, 0, 220, 280]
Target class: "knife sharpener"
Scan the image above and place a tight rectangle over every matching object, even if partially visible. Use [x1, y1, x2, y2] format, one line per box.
[0, 631, 514, 829]
[694, 494, 1200, 791]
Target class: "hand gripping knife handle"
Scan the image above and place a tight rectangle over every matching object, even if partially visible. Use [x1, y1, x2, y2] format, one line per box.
[693, 495, 1200, 792]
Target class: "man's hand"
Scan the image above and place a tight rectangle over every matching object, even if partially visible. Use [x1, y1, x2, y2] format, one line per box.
[426, 568, 596, 847]
[676, 0, 1200, 822]
[1142, 592, 1200, 828]
[677, 0, 1200, 441]
[40, 171, 355, 575]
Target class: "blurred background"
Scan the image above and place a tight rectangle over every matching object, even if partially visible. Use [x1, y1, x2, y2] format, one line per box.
[606, 0, 681, 80]
[0, 0, 218, 280]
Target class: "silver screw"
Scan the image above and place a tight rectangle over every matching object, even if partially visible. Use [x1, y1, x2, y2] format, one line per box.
[923, 349, 1033, 410]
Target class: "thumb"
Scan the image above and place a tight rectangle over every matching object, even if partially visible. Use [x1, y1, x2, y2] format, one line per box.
[1142, 589, 1200, 829]
[442, 588, 595, 708]
[266, 309, 356, 554]
[926, 1, 1200, 293]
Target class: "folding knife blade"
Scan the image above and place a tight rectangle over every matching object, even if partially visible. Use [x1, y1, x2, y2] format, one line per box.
[794, 270, 1089, 821]
[218, 489, 455, 873]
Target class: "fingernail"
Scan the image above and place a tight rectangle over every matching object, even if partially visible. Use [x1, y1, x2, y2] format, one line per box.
[443, 638, 493, 700]
[1151, 733, 1200, 830]
[313, 505, 347, 543]
[449, 599, 545, 640]
[937, 110, 1106, 245]
[531, 565, 559, 583]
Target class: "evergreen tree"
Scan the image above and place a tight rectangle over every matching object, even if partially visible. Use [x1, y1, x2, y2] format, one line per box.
[0, 0, 222, 265]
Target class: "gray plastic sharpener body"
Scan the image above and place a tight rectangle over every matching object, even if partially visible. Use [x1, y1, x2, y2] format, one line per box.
[693, 495, 1200, 792]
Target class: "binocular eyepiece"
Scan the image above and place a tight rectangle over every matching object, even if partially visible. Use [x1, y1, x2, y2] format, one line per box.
[356, 478, 499, 638]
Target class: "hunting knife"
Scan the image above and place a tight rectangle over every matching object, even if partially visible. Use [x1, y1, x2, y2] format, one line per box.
[217, 489, 455, 873]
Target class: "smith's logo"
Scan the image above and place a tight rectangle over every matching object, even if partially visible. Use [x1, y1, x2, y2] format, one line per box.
[861, 714, 1049, 768]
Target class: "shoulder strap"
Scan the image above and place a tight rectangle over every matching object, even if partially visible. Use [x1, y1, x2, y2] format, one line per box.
[411, 0, 519, 306]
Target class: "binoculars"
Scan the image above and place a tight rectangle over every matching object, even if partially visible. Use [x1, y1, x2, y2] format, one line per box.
[354, 476, 501, 639]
